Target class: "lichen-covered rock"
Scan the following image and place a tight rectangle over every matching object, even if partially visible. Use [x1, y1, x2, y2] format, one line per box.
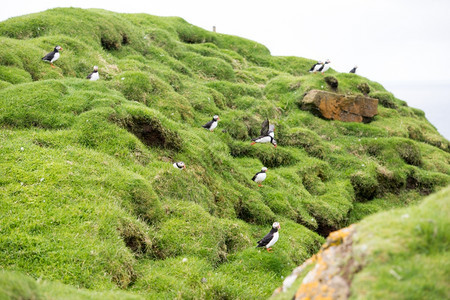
[272, 225, 359, 300]
[302, 89, 378, 123]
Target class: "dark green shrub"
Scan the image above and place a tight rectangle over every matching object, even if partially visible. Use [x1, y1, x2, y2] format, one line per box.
[396, 140, 422, 166]
[324, 76, 338, 91]
[371, 91, 397, 109]
[357, 82, 370, 95]
[278, 126, 326, 158]
[351, 170, 379, 201]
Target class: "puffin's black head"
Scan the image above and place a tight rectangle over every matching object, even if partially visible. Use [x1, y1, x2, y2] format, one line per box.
[213, 115, 219, 121]
[54, 46, 63, 52]
[325, 59, 330, 64]
[261, 167, 268, 173]
[93, 65, 99, 72]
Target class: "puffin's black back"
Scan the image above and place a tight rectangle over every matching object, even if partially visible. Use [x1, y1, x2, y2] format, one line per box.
[202, 118, 214, 129]
[317, 63, 325, 72]
[251, 171, 261, 181]
[257, 227, 278, 247]
[86, 70, 97, 79]
[42, 50, 55, 61]
[309, 62, 319, 72]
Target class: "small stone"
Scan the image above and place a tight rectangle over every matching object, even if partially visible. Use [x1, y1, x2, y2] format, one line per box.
[182, 258, 187, 263]
[40, 178, 45, 182]
[20, 147, 24, 151]
[201, 277, 207, 283]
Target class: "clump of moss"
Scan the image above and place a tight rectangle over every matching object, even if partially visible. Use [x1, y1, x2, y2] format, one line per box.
[396, 140, 422, 166]
[357, 82, 370, 95]
[351, 170, 379, 201]
[371, 91, 398, 109]
[278, 126, 327, 158]
[324, 76, 338, 91]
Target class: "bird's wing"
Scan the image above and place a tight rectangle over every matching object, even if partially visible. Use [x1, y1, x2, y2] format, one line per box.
[42, 52, 54, 61]
[251, 172, 260, 181]
[257, 231, 273, 247]
[202, 120, 213, 128]
[317, 64, 325, 71]
[86, 72, 93, 79]
[309, 63, 318, 72]
[260, 119, 269, 136]
[268, 124, 275, 133]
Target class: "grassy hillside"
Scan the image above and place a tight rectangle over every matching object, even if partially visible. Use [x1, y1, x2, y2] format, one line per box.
[0, 8, 449, 299]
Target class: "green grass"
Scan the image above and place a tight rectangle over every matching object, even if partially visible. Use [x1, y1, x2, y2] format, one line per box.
[350, 186, 450, 300]
[0, 7, 449, 299]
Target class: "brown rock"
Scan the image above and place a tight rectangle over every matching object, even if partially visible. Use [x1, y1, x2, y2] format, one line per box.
[302, 90, 378, 123]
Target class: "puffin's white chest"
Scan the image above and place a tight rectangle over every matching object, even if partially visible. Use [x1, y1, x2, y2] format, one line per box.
[90, 72, 99, 81]
[173, 163, 179, 169]
[322, 64, 330, 72]
[254, 172, 266, 183]
[255, 136, 272, 143]
[209, 120, 218, 131]
[313, 64, 322, 72]
[266, 231, 279, 248]
[51, 52, 60, 63]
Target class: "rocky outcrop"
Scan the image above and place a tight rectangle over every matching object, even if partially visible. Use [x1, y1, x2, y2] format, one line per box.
[272, 225, 361, 300]
[302, 90, 378, 123]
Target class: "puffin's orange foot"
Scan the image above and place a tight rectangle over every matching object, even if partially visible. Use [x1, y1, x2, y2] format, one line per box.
[251, 142, 256, 146]
[266, 248, 273, 252]
[258, 184, 262, 187]
[51, 64, 55, 68]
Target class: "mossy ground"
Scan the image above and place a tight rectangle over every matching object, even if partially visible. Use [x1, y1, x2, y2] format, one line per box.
[0, 8, 449, 299]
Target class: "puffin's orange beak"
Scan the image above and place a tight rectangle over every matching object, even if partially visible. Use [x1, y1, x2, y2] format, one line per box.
[183, 165, 186, 169]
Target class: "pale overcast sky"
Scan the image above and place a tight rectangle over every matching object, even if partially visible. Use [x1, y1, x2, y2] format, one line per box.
[1, 0, 449, 138]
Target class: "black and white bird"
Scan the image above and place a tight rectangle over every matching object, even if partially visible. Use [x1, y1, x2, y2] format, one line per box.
[42, 46, 62, 68]
[349, 66, 358, 74]
[251, 119, 277, 147]
[173, 161, 186, 170]
[256, 222, 281, 252]
[86, 66, 99, 81]
[252, 167, 268, 187]
[317, 59, 331, 74]
[309, 60, 323, 73]
[202, 115, 219, 132]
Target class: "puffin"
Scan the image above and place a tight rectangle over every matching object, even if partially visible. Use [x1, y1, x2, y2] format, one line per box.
[251, 119, 277, 147]
[173, 161, 186, 170]
[349, 66, 358, 74]
[86, 66, 99, 81]
[252, 167, 267, 187]
[202, 115, 219, 132]
[256, 222, 281, 252]
[309, 60, 323, 73]
[317, 59, 331, 74]
[42, 46, 62, 68]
